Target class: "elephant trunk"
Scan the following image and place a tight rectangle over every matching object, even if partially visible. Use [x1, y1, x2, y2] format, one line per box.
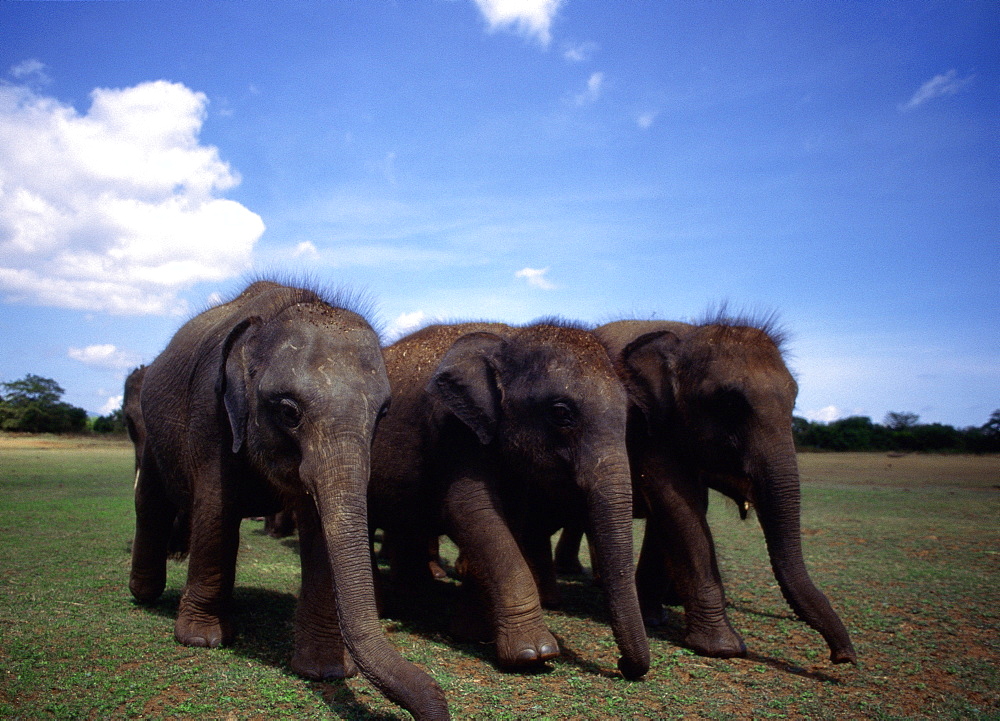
[302, 430, 450, 720]
[750, 434, 856, 664]
[584, 449, 651, 680]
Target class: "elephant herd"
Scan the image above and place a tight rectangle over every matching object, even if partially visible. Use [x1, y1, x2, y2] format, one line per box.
[125, 280, 855, 720]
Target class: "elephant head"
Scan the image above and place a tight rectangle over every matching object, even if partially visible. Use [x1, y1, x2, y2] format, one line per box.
[617, 319, 855, 664]
[428, 323, 650, 680]
[217, 301, 448, 718]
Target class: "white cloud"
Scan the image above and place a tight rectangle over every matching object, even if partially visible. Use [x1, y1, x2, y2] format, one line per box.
[100, 394, 124, 415]
[800, 405, 843, 423]
[515, 266, 556, 290]
[10, 59, 50, 85]
[471, 0, 563, 46]
[901, 70, 974, 111]
[68, 344, 142, 370]
[386, 310, 428, 340]
[798, 405, 867, 423]
[563, 41, 598, 63]
[637, 111, 658, 129]
[0, 79, 265, 315]
[293, 240, 320, 258]
[573, 72, 605, 106]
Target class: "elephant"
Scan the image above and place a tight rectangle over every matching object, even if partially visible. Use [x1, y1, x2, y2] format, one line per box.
[128, 280, 448, 720]
[368, 321, 650, 679]
[554, 317, 856, 665]
[123, 364, 147, 477]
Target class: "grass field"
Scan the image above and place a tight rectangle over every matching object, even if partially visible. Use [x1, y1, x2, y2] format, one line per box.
[1, 435, 997, 719]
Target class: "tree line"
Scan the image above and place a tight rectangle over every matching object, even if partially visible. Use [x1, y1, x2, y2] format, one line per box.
[793, 411, 1000, 453]
[2, 373, 999, 452]
[0, 374, 123, 434]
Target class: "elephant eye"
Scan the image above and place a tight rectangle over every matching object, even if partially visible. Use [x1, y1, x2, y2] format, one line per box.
[272, 397, 302, 429]
[708, 388, 751, 420]
[548, 400, 577, 429]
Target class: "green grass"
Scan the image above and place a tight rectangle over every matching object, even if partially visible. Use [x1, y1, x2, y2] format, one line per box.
[1, 437, 998, 719]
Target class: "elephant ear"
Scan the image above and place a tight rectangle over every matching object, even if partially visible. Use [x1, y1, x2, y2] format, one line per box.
[427, 331, 505, 445]
[216, 316, 261, 454]
[619, 330, 681, 430]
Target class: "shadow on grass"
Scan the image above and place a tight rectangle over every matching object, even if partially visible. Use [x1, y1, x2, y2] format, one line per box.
[743, 652, 844, 684]
[132, 586, 412, 718]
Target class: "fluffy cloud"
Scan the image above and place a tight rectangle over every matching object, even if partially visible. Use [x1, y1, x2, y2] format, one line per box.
[471, 0, 563, 46]
[386, 310, 428, 340]
[515, 266, 556, 290]
[802, 406, 846, 423]
[99, 394, 124, 415]
[293, 241, 320, 258]
[0, 77, 264, 315]
[68, 344, 143, 370]
[901, 70, 974, 111]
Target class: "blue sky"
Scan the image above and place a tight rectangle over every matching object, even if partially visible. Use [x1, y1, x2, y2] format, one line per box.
[0, 0, 996, 428]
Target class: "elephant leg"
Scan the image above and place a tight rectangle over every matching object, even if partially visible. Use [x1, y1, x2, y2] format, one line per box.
[443, 468, 558, 669]
[554, 525, 586, 575]
[129, 454, 175, 603]
[635, 521, 671, 626]
[175, 467, 240, 648]
[522, 529, 562, 610]
[640, 464, 745, 658]
[290, 495, 357, 680]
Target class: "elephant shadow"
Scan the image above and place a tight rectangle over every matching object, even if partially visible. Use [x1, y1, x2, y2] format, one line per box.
[551, 574, 842, 684]
[133, 586, 408, 719]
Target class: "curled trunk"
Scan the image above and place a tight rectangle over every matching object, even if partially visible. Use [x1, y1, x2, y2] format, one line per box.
[303, 431, 450, 720]
[584, 451, 651, 680]
[751, 437, 856, 664]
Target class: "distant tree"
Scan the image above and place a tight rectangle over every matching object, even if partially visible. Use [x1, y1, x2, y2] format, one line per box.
[2, 374, 65, 406]
[0, 374, 88, 433]
[884, 411, 920, 431]
[92, 407, 127, 434]
[983, 410, 1000, 438]
[794, 408, 1000, 453]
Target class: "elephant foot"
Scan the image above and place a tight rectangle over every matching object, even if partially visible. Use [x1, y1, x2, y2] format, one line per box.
[174, 617, 233, 648]
[683, 621, 746, 659]
[129, 570, 166, 604]
[291, 645, 358, 680]
[428, 558, 449, 580]
[495, 623, 560, 669]
[175, 596, 234, 648]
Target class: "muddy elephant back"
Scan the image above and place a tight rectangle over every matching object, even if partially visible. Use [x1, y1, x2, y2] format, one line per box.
[595, 320, 694, 360]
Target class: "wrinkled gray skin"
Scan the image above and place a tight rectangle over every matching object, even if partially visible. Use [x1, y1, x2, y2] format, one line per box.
[128, 281, 448, 720]
[570, 319, 855, 664]
[369, 322, 650, 679]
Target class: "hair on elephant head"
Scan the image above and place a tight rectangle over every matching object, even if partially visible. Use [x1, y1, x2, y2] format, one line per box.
[595, 314, 855, 665]
[129, 279, 448, 720]
[370, 320, 649, 681]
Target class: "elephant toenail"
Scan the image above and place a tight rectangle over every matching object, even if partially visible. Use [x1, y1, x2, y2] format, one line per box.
[539, 643, 559, 659]
[515, 648, 539, 664]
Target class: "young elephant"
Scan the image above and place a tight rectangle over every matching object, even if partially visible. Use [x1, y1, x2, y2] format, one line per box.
[369, 322, 650, 679]
[564, 317, 855, 665]
[129, 280, 448, 720]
